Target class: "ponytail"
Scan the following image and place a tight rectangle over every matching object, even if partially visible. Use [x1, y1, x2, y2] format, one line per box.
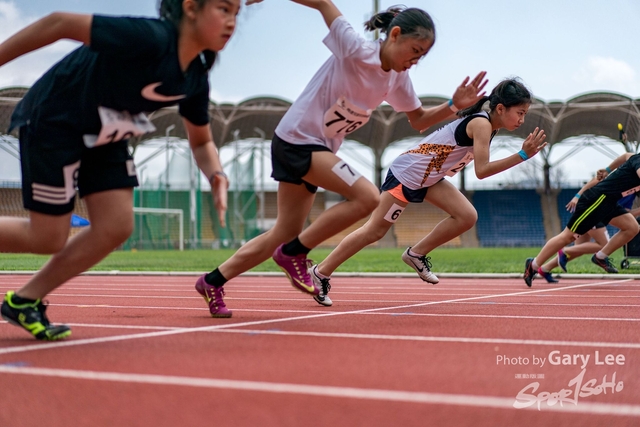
[458, 96, 490, 117]
[158, 0, 184, 27]
[458, 78, 532, 117]
[158, 0, 209, 27]
[364, 7, 403, 33]
[364, 7, 435, 42]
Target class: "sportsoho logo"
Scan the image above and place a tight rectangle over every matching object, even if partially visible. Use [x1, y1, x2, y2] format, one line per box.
[500, 350, 627, 410]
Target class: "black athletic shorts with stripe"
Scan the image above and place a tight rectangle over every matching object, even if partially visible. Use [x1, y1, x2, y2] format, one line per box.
[19, 123, 138, 216]
[566, 188, 628, 235]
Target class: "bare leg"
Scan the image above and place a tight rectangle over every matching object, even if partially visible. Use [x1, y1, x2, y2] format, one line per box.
[411, 180, 477, 255]
[563, 227, 609, 258]
[219, 152, 379, 280]
[542, 228, 608, 271]
[0, 212, 71, 254]
[297, 151, 380, 248]
[601, 213, 639, 255]
[318, 191, 405, 276]
[533, 228, 576, 267]
[16, 189, 134, 300]
[218, 182, 315, 279]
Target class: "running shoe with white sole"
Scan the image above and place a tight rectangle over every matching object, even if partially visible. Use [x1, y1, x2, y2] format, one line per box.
[401, 247, 439, 284]
[311, 265, 332, 306]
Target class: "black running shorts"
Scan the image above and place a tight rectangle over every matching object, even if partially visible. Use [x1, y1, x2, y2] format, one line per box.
[270, 133, 331, 194]
[19, 124, 139, 215]
[566, 189, 628, 235]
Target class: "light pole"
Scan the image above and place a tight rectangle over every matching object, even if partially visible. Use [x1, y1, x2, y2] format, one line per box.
[165, 124, 175, 248]
[254, 127, 266, 234]
[137, 164, 148, 248]
[373, 0, 380, 40]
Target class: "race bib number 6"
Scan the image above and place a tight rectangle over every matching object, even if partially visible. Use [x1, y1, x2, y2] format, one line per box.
[323, 96, 371, 139]
[83, 107, 156, 148]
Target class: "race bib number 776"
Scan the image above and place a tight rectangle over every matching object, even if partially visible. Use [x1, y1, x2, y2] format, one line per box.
[323, 96, 371, 139]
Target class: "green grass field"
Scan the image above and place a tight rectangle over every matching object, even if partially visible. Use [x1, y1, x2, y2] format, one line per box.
[0, 246, 634, 274]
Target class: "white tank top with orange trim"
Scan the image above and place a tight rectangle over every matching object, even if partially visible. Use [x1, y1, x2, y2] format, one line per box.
[389, 112, 491, 190]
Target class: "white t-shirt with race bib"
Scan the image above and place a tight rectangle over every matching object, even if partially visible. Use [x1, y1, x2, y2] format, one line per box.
[390, 112, 492, 190]
[275, 16, 422, 153]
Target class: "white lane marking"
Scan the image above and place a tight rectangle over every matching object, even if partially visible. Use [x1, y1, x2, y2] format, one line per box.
[210, 329, 640, 349]
[5, 293, 640, 304]
[0, 279, 630, 356]
[455, 301, 640, 307]
[7, 304, 639, 323]
[8, 320, 640, 363]
[0, 366, 638, 416]
[4, 319, 640, 349]
[23, 322, 640, 350]
[360, 313, 640, 322]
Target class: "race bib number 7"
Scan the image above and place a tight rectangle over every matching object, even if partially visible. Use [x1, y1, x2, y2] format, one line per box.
[323, 96, 371, 139]
[83, 107, 156, 148]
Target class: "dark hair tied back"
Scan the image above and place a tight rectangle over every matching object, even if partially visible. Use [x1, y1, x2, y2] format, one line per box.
[158, 0, 183, 27]
[458, 78, 532, 117]
[158, 0, 210, 27]
[364, 6, 435, 42]
[157, 0, 217, 69]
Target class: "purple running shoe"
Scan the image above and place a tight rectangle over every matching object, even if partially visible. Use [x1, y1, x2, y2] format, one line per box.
[195, 275, 232, 318]
[272, 244, 319, 295]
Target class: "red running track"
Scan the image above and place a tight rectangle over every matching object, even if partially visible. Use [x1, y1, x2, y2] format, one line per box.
[1, 274, 639, 426]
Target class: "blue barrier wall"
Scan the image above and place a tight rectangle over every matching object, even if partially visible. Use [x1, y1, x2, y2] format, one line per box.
[473, 189, 546, 247]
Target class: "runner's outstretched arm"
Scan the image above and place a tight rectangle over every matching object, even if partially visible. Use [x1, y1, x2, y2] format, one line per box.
[0, 13, 91, 67]
[245, 0, 341, 28]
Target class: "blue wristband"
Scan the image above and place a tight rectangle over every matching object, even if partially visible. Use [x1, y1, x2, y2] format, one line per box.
[575, 193, 581, 199]
[447, 98, 458, 113]
[606, 166, 612, 173]
[518, 150, 528, 161]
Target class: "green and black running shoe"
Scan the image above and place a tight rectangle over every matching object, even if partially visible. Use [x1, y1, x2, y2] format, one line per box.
[1, 291, 71, 341]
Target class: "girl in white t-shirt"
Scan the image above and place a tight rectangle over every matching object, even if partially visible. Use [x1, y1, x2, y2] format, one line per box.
[197, 0, 488, 315]
[309, 78, 548, 306]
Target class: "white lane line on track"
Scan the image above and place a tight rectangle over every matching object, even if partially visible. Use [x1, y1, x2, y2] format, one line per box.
[7, 304, 639, 323]
[456, 301, 640, 307]
[1, 282, 638, 292]
[7, 293, 640, 303]
[0, 365, 638, 416]
[5, 321, 639, 349]
[38, 287, 640, 294]
[204, 329, 640, 349]
[52, 301, 640, 308]
[53, 301, 640, 311]
[0, 279, 630, 356]
[367, 313, 640, 322]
